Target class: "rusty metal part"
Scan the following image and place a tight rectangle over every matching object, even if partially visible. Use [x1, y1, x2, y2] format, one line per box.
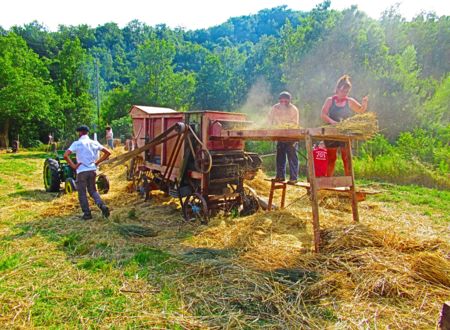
[182, 193, 209, 224]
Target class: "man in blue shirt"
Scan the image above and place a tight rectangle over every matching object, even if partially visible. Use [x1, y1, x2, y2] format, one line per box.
[64, 125, 111, 220]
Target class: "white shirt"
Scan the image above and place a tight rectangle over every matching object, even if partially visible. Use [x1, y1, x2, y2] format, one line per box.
[68, 135, 104, 174]
[106, 129, 113, 140]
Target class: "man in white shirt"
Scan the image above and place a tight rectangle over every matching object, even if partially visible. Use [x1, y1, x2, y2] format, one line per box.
[64, 125, 111, 220]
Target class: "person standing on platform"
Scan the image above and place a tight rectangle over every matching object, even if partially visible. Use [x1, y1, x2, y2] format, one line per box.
[321, 75, 368, 176]
[268, 91, 300, 184]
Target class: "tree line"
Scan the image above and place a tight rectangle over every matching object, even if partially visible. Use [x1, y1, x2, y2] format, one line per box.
[0, 1, 449, 149]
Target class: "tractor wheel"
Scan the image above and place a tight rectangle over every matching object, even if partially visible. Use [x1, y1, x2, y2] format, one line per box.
[64, 178, 77, 194]
[182, 193, 209, 224]
[43, 158, 61, 192]
[96, 174, 110, 194]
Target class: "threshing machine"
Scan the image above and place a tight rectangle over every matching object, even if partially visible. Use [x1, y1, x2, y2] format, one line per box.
[120, 106, 262, 223]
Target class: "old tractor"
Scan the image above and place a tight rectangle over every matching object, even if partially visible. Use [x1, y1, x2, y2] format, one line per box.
[43, 150, 110, 194]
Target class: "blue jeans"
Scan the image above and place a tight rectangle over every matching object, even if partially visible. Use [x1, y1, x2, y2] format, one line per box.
[107, 139, 114, 149]
[276, 142, 299, 181]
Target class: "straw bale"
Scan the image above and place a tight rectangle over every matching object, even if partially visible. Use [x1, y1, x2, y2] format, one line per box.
[334, 112, 379, 139]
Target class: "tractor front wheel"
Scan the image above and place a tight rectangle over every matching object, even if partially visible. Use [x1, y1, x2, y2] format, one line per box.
[64, 178, 77, 194]
[43, 158, 61, 192]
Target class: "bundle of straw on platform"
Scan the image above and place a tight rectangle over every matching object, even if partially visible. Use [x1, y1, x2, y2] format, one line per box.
[335, 112, 379, 140]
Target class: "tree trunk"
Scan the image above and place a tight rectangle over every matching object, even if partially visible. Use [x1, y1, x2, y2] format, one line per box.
[0, 119, 10, 148]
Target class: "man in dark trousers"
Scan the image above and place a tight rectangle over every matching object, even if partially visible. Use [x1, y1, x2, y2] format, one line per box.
[268, 91, 300, 184]
[64, 125, 111, 220]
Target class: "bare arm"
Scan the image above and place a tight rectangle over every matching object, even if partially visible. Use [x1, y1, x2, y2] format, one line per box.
[95, 147, 111, 167]
[63, 150, 81, 170]
[348, 96, 368, 113]
[320, 98, 337, 125]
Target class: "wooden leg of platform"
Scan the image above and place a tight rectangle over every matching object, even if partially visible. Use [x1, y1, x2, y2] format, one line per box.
[306, 133, 321, 253]
[280, 183, 286, 209]
[345, 139, 359, 222]
[268, 181, 275, 211]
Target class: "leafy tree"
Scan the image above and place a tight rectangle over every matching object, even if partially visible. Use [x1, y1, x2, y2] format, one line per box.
[195, 53, 228, 109]
[11, 21, 57, 58]
[0, 33, 59, 147]
[52, 38, 95, 136]
[131, 37, 195, 110]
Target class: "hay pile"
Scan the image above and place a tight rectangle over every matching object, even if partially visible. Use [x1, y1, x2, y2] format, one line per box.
[33, 147, 450, 328]
[335, 112, 379, 139]
[175, 170, 450, 328]
[182, 215, 449, 328]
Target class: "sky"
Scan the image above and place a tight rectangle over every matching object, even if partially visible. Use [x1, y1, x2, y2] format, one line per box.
[1, 0, 449, 31]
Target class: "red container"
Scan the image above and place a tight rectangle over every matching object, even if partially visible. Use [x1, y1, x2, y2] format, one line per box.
[313, 145, 328, 177]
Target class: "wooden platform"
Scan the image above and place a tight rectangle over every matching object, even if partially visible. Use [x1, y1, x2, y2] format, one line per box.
[265, 179, 378, 202]
[215, 126, 365, 253]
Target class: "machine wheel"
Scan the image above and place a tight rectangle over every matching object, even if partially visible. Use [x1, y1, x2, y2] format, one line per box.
[64, 178, 77, 194]
[240, 188, 260, 216]
[96, 174, 110, 194]
[182, 193, 209, 224]
[43, 158, 61, 192]
[194, 149, 212, 174]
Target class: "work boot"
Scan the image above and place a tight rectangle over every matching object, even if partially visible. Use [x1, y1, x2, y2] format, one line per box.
[81, 213, 93, 220]
[288, 179, 298, 185]
[99, 204, 110, 218]
[274, 177, 285, 182]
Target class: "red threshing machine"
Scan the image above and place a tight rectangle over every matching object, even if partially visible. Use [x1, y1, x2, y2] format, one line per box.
[120, 106, 262, 223]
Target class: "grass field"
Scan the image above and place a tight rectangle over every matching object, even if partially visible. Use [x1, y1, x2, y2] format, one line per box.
[0, 150, 449, 329]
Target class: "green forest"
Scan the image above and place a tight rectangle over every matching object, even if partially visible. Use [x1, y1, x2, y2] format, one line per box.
[1, 2, 449, 185]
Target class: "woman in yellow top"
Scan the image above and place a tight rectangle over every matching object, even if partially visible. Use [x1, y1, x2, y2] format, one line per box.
[321, 75, 368, 176]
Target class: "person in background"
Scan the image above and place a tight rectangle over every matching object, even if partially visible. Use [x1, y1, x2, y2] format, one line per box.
[268, 91, 300, 184]
[64, 125, 111, 220]
[105, 126, 114, 149]
[321, 75, 368, 176]
[313, 141, 328, 177]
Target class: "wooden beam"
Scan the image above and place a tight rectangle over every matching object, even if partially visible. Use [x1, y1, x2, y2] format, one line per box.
[305, 133, 321, 253]
[212, 127, 357, 142]
[345, 139, 359, 222]
[316, 176, 353, 189]
[439, 301, 450, 330]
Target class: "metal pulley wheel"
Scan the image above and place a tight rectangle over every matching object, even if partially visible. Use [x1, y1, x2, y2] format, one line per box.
[194, 149, 212, 174]
[182, 193, 209, 224]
